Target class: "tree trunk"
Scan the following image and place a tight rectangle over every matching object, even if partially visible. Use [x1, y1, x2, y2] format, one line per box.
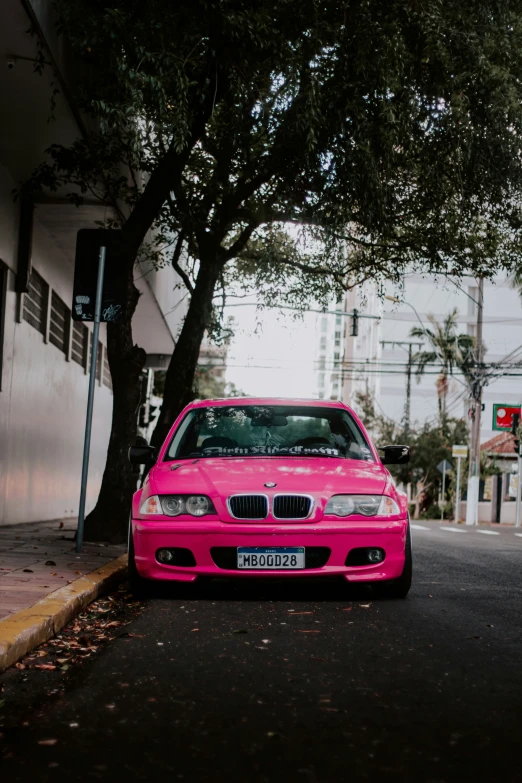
[151, 260, 222, 449]
[83, 264, 146, 543]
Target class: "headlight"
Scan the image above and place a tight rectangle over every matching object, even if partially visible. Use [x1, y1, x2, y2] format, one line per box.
[162, 496, 185, 516]
[185, 495, 211, 516]
[325, 495, 399, 517]
[140, 494, 216, 517]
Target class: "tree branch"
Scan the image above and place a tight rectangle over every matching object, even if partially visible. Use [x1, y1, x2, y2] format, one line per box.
[171, 231, 193, 293]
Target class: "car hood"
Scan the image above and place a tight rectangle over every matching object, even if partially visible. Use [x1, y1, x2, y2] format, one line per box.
[149, 457, 389, 521]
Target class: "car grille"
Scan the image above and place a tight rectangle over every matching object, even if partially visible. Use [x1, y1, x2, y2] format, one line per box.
[273, 495, 312, 519]
[210, 547, 331, 570]
[228, 495, 268, 520]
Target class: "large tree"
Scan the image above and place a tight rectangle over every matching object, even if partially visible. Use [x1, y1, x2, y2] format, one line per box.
[26, 0, 522, 541]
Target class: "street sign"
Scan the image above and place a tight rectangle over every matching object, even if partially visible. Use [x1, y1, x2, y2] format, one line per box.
[437, 460, 452, 474]
[72, 229, 127, 322]
[492, 404, 521, 431]
[452, 444, 468, 458]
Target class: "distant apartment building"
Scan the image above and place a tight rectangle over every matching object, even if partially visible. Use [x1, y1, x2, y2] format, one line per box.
[315, 300, 347, 401]
[0, 1, 187, 526]
[314, 273, 522, 441]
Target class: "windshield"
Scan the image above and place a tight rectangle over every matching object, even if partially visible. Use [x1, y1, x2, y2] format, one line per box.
[166, 405, 374, 461]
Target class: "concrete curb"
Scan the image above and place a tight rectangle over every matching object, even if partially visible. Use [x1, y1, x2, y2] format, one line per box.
[0, 554, 128, 673]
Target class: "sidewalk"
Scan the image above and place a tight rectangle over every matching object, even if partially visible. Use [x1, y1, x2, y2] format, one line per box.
[0, 519, 127, 671]
[0, 519, 125, 620]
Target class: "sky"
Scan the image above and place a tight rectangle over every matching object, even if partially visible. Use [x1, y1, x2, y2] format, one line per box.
[224, 302, 318, 398]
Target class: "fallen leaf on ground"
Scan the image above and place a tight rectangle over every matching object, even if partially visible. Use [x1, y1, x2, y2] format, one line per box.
[359, 604, 372, 608]
[233, 629, 248, 634]
[15, 663, 26, 670]
[342, 608, 352, 611]
[35, 664, 57, 670]
[289, 612, 313, 615]
[45, 561, 56, 566]
[38, 739, 58, 746]
[298, 630, 320, 634]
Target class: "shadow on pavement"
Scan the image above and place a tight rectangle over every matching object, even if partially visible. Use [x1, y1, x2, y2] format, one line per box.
[147, 575, 377, 603]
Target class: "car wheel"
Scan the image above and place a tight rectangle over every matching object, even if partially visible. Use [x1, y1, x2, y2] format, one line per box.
[373, 523, 412, 599]
[128, 521, 153, 599]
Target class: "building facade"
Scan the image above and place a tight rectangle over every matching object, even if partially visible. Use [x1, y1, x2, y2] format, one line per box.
[0, 1, 186, 526]
[316, 273, 522, 442]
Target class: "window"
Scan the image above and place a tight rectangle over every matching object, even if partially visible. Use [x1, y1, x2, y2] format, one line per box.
[0, 261, 7, 391]
[49, 291, 70, 354]
[166, 405, 374, 462]
[320, 337, 326, 349]
[23, 269, 48, 334]
[334, 352, 340, 361]
[103, 349, 112, 390]
[321, 318, 327, 333]
[318, 373, 325, 388]
[71, 321, 88, 368]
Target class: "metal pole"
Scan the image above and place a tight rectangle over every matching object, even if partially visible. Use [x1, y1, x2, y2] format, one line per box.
[466, 278, 484, 526]
[516, 453, 522, 529]
[441, 463, 446, 521]
[455, 457, 461, 523]
[404, 343, 412, 435]
[76, 246, 106, 553]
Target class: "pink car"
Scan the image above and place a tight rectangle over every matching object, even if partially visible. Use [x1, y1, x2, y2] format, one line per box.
[128, 398, 411, 598]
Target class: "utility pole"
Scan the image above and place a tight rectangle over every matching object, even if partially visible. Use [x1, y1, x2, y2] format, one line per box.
[466, 278, 484, 526]
[380, 340, 423, 434]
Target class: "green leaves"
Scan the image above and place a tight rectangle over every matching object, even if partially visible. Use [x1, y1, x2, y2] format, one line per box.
[25, 0, 522, 304]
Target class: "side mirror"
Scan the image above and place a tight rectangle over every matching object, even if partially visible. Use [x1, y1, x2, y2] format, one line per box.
[379, 445, 410, 465]
[128, 444, 158, 465]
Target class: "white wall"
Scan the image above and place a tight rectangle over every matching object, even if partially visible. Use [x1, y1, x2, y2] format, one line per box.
[0, 165, 113, 525]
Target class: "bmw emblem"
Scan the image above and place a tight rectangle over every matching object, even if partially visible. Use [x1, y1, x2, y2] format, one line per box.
[264, 482, 277, 488]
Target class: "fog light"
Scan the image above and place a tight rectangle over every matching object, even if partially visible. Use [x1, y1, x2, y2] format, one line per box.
[367, 548, 384, 563]
[157, 548, 174, 563]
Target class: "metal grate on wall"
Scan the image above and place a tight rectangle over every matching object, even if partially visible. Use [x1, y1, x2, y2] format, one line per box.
[23, 269, 48, 334]
[71, 321, 88, 368]
[49, 291, 69, 354]
[103, 349, 112, 390]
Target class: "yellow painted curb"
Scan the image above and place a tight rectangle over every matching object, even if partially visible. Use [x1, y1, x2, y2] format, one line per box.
[0, 554, 128, 673]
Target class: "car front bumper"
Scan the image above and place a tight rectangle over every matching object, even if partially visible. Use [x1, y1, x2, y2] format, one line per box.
[132, 518, 409, 583]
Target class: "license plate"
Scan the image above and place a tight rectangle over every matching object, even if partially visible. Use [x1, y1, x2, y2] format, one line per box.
[237, 547, 305, 569]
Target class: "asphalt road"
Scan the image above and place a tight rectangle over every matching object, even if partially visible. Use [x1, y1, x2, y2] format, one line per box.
[2, 522, 522, 782]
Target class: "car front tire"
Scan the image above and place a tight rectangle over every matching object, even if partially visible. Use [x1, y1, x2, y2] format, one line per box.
[373, 522, 412, 599]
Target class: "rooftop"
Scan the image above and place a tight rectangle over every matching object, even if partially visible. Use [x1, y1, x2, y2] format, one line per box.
[481, 432, 517, 456]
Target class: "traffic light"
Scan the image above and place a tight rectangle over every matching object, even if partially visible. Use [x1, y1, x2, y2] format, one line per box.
[350, 309, 359, 337]
[511, 412, 520, 453]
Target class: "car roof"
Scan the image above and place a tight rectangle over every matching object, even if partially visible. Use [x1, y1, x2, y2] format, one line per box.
[187, 397, 350, 410]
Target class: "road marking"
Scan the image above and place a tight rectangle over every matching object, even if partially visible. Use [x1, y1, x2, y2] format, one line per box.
[440, 526, 467, 533]
[476, 530, 500, 535]
[515, 533, 522, 538]
[410, 524, 430, 530]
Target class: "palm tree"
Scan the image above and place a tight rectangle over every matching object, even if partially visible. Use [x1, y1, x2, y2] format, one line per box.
[410, 309, 475, 421]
